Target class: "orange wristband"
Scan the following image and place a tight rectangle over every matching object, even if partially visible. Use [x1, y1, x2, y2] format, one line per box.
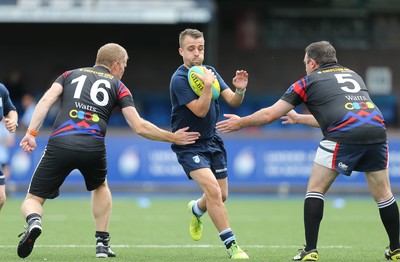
[27, 129, 38, 137]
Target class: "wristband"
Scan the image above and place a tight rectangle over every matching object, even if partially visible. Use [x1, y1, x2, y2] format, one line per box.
[235, 88, 246, 95]
[27, 129, 38, 137]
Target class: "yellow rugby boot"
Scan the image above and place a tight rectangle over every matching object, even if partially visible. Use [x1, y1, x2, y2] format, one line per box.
[227, 243, 249, 259]
[187, 200, 203, 241]
[385, 247, 400, 260]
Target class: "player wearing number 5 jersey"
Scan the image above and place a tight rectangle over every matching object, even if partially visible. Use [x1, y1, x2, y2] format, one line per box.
[217, 41, 400, 261]
[17, 43, 200, 259]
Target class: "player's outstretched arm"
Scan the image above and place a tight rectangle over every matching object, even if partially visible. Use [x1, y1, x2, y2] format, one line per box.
[281, 109, 320, 128]
[172, 126, 201, 145]
[217, 99, 293, 133]
[122, 106, 200, 145]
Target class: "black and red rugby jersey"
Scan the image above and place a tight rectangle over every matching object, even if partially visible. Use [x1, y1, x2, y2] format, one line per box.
[281, 63, 386, 144]
[48, 66, 134, 151]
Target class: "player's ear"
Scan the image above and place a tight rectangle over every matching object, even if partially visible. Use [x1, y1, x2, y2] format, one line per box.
[110, 61, 119, 71]
[310, 59, 319, 69]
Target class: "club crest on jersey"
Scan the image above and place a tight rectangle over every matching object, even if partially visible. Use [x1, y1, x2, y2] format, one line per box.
[192, 155, 200, 163]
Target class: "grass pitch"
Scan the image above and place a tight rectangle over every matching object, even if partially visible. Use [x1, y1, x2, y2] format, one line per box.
[0, 193, 391, 261]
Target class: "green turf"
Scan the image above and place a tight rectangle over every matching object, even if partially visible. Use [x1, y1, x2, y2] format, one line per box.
[0, 194, 391, 261]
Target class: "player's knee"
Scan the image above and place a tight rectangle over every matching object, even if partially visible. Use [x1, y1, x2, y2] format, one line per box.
[205, 184, 223, 200]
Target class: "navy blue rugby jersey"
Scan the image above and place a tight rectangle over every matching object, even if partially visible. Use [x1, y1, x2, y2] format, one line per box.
[170, 65, 228, 140]
[0, 83, 16, 120]
[281, 63, 386, 144]
[48, 66, 134, 151]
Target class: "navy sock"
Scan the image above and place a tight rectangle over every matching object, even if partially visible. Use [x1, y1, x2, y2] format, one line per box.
[219, 228, 236, 249]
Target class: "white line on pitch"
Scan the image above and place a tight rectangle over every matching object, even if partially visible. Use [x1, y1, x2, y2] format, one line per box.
[0, 244, 352, 249]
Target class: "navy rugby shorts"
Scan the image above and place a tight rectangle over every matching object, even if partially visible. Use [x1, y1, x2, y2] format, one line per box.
[314, 140, 388, 176]
[0, 170, 4, 185]
[172, 136, 228, 180]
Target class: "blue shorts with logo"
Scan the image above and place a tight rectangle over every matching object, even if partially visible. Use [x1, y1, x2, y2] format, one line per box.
[171, 135, 228, 180]
[315, 140, 388, 176]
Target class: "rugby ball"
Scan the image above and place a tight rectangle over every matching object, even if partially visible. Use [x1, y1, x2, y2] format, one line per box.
[188, 66, 220, 100]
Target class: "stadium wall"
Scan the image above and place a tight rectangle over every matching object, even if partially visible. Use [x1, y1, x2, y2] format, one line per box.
[7, 129, 400, 195]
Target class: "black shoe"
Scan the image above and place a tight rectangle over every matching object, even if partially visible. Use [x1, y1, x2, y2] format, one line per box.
[17, 220, 42, 258]
[385, 247, 400, 260]
[96, 242, 116, 258]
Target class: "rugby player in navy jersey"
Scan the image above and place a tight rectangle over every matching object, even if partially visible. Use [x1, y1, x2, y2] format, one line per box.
[170, 28, 249, 259]
[217, 41, 400, 261]
[0, 83, 18, 212]
[17, 43, 200, 259]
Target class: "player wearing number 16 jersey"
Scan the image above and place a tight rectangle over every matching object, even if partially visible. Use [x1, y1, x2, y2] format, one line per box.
[216, 41, 400, 261]
[17, 43, 200, 259]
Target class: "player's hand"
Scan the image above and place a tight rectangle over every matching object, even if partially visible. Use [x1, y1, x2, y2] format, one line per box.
[20, 134, 37, 154]
[173, 127, 200, 145]
[4, 117, 18, 133]
[280, 110, 299, 125]
[232, 70, 248, 91]
[216, 114, 242, 134]
[195, 67, 216, 89]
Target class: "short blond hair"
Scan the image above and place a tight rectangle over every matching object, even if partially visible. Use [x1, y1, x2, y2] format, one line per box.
[179, 28, 204, 48]
[95, 43, 128, 67]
